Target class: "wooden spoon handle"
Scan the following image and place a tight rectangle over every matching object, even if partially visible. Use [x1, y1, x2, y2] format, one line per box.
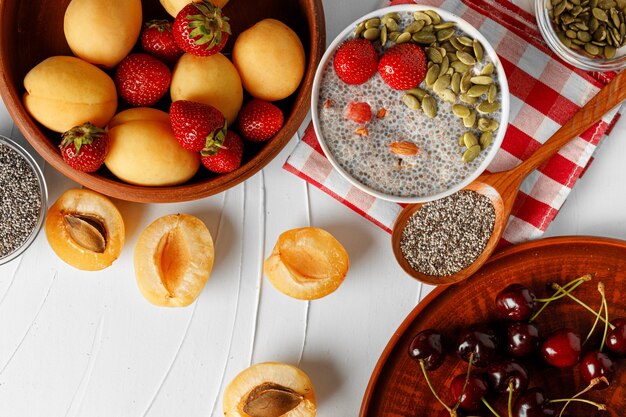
[511, 69, 626, 179]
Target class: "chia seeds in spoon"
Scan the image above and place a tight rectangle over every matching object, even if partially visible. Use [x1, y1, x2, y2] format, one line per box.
[400, 190, 495, 277]
[0, 143, 43, 259]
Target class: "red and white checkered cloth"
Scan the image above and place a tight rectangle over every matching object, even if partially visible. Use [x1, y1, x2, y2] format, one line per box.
[284, 0, 623, 245]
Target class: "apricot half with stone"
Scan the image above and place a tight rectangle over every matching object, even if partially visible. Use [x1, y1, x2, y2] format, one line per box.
[45, 189, 125, 271]
[223, 362, 316, 417]
[134, 214, 214, 307]
[263, 228, 349, 300]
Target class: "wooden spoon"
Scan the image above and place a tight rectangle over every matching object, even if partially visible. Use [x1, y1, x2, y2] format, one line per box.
[392, 69, 626, 286]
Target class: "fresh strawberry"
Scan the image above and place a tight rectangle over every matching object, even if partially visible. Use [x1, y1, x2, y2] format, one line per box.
[141, 19, 184, 65]
[170, 100, 227, 152]
[378, 43, 427, 90]
[333, 39, 378, 85]
[59, 123, 110, 173]
[238, 99, 284, 142]
[201, 130, 243, 173]
[343, 101, 372, 124]
[172, 1, 231, 57]
[114, 53, 171, 106]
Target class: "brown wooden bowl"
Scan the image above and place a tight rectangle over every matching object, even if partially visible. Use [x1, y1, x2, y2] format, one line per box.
[0, 0, 325, 203]
[362, 236, 626, 417]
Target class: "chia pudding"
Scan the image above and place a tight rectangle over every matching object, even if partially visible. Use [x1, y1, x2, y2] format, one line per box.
[316, 10, 504, 199]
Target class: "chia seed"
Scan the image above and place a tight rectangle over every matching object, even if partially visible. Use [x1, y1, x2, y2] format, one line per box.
[400, 190, 495, 276]
[0, 142, 43, 259]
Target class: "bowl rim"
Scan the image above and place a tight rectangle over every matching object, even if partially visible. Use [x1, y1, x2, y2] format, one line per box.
[0, 0, 326, 203]
[310, 4, 510, 204]
[0, 135, 48, 265]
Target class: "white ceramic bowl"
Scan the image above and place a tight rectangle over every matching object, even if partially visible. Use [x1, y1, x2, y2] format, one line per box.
[311, 4, 510, 204]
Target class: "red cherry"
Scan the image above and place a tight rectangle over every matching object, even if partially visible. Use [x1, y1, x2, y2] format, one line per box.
[513, 388, 556, 417]
[507, 322, 541, 358]
[450, 374, 488, 411]
[580, 350, 614, 389]
[495, 284, 537, 321]
[408, 329, 445, 371]
[486, 359, 529, 396]
[456, 326, 500, 368]
[540, 328, 581, 368]
[606, 317, 626, 355]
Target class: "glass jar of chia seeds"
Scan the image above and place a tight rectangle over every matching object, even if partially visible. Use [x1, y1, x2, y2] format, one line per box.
[0, 135, 48, 265]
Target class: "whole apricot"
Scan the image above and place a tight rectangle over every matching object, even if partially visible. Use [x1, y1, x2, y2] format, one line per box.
[45, 189, 125, 271]
[134, 214, 214, 307]
[105, 108, 200, 186]
[64, 0, 142, 68]
[23, 56, 117, 133]
[232, 19, 305, 101]
[223, 362, 316, 417]
[171, 53, 243, 125]
[160, 0, 230, 18]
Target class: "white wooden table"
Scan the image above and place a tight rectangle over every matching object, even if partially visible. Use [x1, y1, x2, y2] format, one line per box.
[2, 0, 626, 415]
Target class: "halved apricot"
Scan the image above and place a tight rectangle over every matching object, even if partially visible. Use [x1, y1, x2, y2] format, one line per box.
[223, 362, 316, 417]
[45, 188, 125, 271]
[263, 227, 349, 300]
[134, 214, 214, 307]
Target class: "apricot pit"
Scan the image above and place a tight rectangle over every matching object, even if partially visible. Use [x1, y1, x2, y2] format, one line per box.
[263, 227, 349, 300]
[45, 189, 125, 271]
[134, 214, 214, 307]
[223, 362, 316, 417]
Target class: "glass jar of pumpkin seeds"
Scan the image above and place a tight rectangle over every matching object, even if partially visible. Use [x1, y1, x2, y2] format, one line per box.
[536, 0, 626, 71]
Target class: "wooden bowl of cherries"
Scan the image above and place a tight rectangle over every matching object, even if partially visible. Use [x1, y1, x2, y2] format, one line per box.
[0, 0, 325, 203]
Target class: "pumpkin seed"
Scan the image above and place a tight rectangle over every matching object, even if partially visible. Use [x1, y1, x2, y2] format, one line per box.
[458, 134, 466, 147]
[461, 71, 473, 93]
[605, 44, 617, 56]
[451, 61, 470, 73]
[425, 10, 442, 25]
[594, 26, 607, 40]
[412, 31, 437, 44]
[422, 95, 438, 118]
[449, 36, 465, 51]
[488, 84, 498, 103]
[460, 93, 478, 104]
[593, 7, 609, 20]
[440, 55, 450, 75]
[355, 21, 366, 38]
[467, 84, 489, 97]
[427, 47, 443, 64]
[442, 41, 457, 53]
[384, 12, 401, 20]
[452, 104, 471, 118]
[457, 51, 477, 65]
[402, 94, 421, 110]
[477, 101, 501, 114]
[555, 1, 568, 16]
[408, 87, 429, 100]
[433, 74, 452, 93]
[463, 132, 479, 148]
[481, 62, 495, 75]
[434, 22, 457, 30]
[405, 20, 426, 34]
[385, 18, 399, 32]
[470, 75, 494, 85]
[457, 36, 474, 47]
[478, 118, 492, 131]
[463, 145, 481, 163]
[479, 132, 493, 150]
[577, 30, 593, 41]
[380, 25, 388, 45]
[363, 28, 381, 41]
[388, 31, 401, 42]
[585, 42, 602, 53]
[451, 72, 461, 94]
[426, 64, 440, 86]
[566, 29, 578, 38]
[473, 40, 484, 61]
[365, 18, 381, 29]
[437, 28, 455, 41]
[611, 7, 621, 26]
[439, 89, 457, 103]
[413, 11, 433, 24]
[488, 120, 500, 131]
[396, 31, 412, 44]
[463, 109, 477, 128]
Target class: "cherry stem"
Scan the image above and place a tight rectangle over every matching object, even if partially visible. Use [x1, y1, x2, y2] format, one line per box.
[550, 283, 616, 330]
[507, 381, 514, 417]
[453, 353, 474, 412]
[584, 287, 604, 346]
[599, 282, 609, 352]
[481, 397, 503, 417]
[418, 359, 452, 414]
[553, 377, 607, 417]
[530, 275, 589, 322]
